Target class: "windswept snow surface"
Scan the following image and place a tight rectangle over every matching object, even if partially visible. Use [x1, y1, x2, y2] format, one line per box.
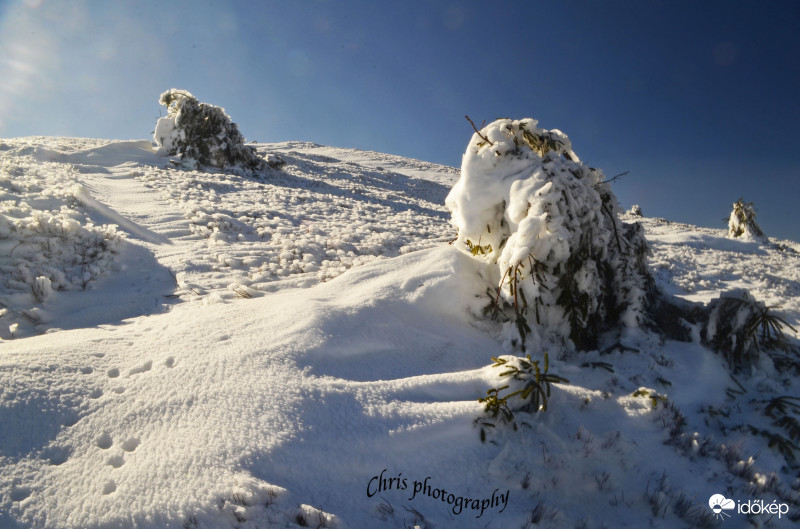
[1, 137, 800, 528]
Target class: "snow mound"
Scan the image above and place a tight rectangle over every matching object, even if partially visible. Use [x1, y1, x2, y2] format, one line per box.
[0, 245, 501, 529]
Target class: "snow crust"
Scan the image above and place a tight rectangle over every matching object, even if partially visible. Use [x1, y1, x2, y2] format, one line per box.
[1, 136, 799, 528]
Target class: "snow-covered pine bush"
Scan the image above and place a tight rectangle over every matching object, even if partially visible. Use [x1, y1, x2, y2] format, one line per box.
[154, 89, 270, 173]
[1, 207, 122, 293]
[447, 118, 653, 351]
[31, 275, 53, 303]
[703, 289, 797, 371]
[478, 353, 568, 430]
[727, 198, 765, 240]
[1, 157, 123, 338]
[627, 204, 643, 216]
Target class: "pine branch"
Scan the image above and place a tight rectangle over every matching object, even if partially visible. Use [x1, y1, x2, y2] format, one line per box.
[595, 171, 630, 186]
[465, 115, 493, 146]
[601, 202, 623, 254]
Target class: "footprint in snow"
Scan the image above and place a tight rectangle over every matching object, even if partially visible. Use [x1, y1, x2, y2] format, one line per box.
[43, 445, 71, 466]
[128, 360, 152, 376]
[11, 485, 31, 501]
[96, 432, 113, 450]
[121, 437, 140, 452]
[101, 479, 117, 495]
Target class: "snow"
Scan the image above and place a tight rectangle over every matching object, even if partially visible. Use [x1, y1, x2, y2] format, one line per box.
[1, 136, 800, 528]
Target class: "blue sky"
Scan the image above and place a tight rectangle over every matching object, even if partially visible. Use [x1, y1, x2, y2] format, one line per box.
[1, 0, 799, 241]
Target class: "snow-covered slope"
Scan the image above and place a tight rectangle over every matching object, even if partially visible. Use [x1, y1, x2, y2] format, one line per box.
[1, 137, 799, 528]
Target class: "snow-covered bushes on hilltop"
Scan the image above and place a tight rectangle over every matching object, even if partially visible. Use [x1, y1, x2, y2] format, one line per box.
[627, 204, 643, 216]
[154, 89, 277, 173]
[446, 118, 653, 351]
[727, 198, 765, 240]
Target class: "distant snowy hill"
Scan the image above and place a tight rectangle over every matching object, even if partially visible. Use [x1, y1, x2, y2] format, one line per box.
[1, 137, 799, 528]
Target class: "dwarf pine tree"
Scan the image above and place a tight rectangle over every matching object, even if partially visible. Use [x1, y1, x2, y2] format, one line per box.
[727, 198, 765, 240]
[703, 289, 798, 371]
[153, 89, 269, 173]
[447, 118, 653, 351]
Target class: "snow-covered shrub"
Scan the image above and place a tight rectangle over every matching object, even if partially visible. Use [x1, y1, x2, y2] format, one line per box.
[154, 89, 270, 173]
[447, 118, 653, 351]
[1, 207, 122, 293]
[703, 289, 797, 370]
[727, 198, 765, 240]
[31, 275, 53, 303]
[1, 157, 123, 338]
[750, 396, 800, 467]
[627, 204, 643, 216]
[478, 353, 568, 434]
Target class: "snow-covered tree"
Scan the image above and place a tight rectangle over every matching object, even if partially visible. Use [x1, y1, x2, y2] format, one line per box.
[727, 198, 765, 240]
[703, 289, 797, 371]
[447, 118, 653, 351]
[153, 89, 269, 172]
[627, 204, 643, 216]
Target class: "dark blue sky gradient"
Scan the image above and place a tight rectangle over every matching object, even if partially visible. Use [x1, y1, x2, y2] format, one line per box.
[1, 0, 798, 240]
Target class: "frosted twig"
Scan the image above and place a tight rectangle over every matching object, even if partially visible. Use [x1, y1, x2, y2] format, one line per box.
[465, 115, 493, 146]
[595, 171, 629, 186]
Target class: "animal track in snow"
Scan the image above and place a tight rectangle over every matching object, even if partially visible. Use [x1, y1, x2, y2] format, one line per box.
[165, 356, 175, 368]
[10, 485, 31, 501]
[107, 454, 125, 468]
[128, 360, 152, 376]
[121, 437, 140, 452]
[44, 446, 71, 466]
[89, 388, 103, 399]
[107, 368, 120, 378]
[81, 367, 94, 374]
[96, 432, 113, 449]
[101, 479, 117, 495]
